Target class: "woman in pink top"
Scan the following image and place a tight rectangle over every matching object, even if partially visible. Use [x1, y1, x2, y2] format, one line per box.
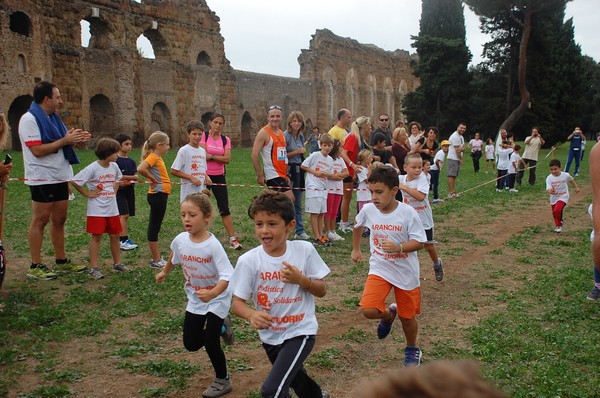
[200, 113, 242, 250]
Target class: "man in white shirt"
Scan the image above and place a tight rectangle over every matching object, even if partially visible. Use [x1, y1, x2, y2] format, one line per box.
[521, 127, 545, 185]
[446, 122, 466, 198]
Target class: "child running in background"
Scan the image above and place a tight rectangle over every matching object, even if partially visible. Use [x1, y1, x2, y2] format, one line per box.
[356, 149, 375, 238]
[506, 144, 523, 193]
[137, 131, 172, 268]
[496, 140, 512, 192]
[114, 133, 138, 251]
[155, 192, 234, 398]
[325, 139, 349, 242]
[546, 159, 580, 233]
[70, 138, 125, 279]
[399, 153, 444, 282]
[430, 140, 449, 204]
[230, 191, 330, 397]
[171, 120, 212, 204]
[301, 132, 334, 246]
[484, 138, 495, 173]
[587, 204, 600, 301]
[351, 166, 426, 367]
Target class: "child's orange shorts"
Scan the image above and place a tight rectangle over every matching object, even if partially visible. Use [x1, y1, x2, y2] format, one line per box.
[360, 274, 421, 319]
[86, 215, 122, 235]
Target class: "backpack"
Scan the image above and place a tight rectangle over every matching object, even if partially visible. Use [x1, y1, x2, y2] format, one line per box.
[204, 131, 228, 174]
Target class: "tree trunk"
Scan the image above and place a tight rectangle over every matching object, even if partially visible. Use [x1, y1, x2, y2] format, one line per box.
[500, 7, 533, 131]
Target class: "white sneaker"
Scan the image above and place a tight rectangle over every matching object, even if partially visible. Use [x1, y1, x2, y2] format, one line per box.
[120, 241, 136, 251]
[338, 222, 353, 233]
[509, 188, 519, 192]
[294, 232, 310, 240]
[327, 231, 345, 241]
[149, 258, 166, 269]
[554, 226, 562, 233]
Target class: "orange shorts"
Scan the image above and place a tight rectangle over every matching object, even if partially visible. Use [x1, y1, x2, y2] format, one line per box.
[86, 215, 122, 235]
[360, 274, 421, 319]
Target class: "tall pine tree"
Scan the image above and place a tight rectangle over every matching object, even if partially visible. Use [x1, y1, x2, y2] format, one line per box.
[404, 0, 472, 136]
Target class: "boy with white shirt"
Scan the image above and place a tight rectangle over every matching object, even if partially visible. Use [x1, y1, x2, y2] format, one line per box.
[171, 120, 212, 203]
[507, 145, 523, 192]
[230, 191, 330, 397]
[301, 133, 334, 246]
[495, 141, 512, 191]
[351, 166, 426, 367]
[399, 154, 444, 282]
[546, 159, 580, 233]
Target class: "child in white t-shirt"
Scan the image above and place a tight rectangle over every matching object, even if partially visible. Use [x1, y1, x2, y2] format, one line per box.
[485, 138, 495, 173]
[70, 138, 124, 279]
[155, 192, 234, 397]
[399, 153, 443, 282]
[171, 120, 212, 203]
[230, 191, 330, 397]
[546, 159, 580, 233]
[325, 139, 349, 242]
[430, 140, 449, 203]
[356, 149, 375, 212]
[301, 133, 334, 246]
[496, 141, 512, 191]
[507, 145, 523, 192]
[352, 166, 426, 367]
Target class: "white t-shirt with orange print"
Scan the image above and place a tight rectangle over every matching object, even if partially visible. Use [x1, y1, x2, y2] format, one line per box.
[399, 173, 433, 229]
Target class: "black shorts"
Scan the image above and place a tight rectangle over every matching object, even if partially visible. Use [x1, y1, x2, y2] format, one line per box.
[29, 182, 69, 203]
[425, 228, 435, 243]
[116, 187, 136, 216]
[266, 177, 291, 192]
[343, 176, 354, 184]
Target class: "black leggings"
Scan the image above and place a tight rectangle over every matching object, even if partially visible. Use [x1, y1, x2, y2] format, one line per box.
[207, 174, 230, 216]
[146, 192, 168, 241]
[183, 311, 227, 379]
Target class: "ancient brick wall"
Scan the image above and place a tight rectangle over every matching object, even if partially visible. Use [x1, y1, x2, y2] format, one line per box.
[0, 1, 417, 150]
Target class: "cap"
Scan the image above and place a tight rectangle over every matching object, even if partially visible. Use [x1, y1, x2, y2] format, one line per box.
[440, 140, 450, 146]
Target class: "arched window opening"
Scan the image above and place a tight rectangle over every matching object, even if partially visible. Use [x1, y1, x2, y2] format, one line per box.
[10, 12, 32, 37]
[8, 95, 34, 150]
[150, 102, 172, 138]
[90, 94, 115, 137]
[17, 55, 26, 73]
[241, 111, 254, 147]
[81, 18, 113, 50]
[196, 51, 212, 67]
[138, 29, 167, 60]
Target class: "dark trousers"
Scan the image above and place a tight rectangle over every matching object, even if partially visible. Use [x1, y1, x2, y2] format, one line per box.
[288, 164, 305, 235]
[430, 169, 440, 199]
[523, 159, 538, 185]
[496, 169, 508, 190]
[506, 173, 516, 189]
[183, 311, 227, 379]
[261, 335, 322, 398]
[472, 151, 482, 172]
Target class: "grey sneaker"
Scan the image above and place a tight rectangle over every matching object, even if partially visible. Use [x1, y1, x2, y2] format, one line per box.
[89, 267, 104, 279]
[113, 263, 129, 272]
[221, 316, 234, 345]
[202, 377, 232, 398]
[149, 258, 166, 269]
[433, 259, 444, 282]
[587, 286, 600, 301]
[294, 232, 310, 240]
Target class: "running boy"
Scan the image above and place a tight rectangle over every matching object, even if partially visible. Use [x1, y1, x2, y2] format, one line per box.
[351, 166, 426, 367]
[115, 133, 138, 251]
[70, 138, 125, 279]
[230, 191, 330, 397]
[399, 154, 443, 281]
[546, 159, 580, 233]
[301, 132, 334, 246]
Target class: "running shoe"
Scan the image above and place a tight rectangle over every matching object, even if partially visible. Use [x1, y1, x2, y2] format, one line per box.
[89, 267, 105, 279]
[229, 237, 243, 250]
[327, 231, 345, 241]
[433, 259, 444, 282]
[404, 346, 422, 367]
[27, 264, 58, 280]
[53, 259, 87, 273]
[149, 258, 167, 269]
[113, 263, 130, 272]
[202, 377, 232, 398]
[120, 240, 136, 251]
[221, 316, 235, 345]
[294, 232, 310, 240]
[587, 286, 600, 301]
[377, 303, 397, 339]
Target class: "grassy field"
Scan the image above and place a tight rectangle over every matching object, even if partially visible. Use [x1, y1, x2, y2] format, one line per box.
[0, 144, 598, 397]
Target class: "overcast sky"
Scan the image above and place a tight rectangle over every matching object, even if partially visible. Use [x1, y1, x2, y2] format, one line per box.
[205, 0, 599, 78]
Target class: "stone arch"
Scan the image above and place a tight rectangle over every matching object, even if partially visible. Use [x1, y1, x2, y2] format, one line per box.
[139, 29, 167, 60]
[8, 95, 33, 151]
[150, 102, 172, 138]
[383, 77, 394, 120]
[366, 74, 377, 119]
[9, 11, 32, 37]
[196, 51, 212, 67]
[399, 80, 408, 96]
[89, 94, 115, 137]
[322, 66, 337, 123]
[346, 68, 359, 116]
[80, 16, 114, 50]
[17, 54, 26, 73]
[241, 111, 254, 147]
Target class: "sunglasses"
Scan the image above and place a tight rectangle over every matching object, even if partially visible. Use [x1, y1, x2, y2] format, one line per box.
[380, 118, 389, 122]
[268, 105, 282, 111]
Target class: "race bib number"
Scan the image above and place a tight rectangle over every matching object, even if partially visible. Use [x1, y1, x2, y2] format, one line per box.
[277, 147, 288, 163]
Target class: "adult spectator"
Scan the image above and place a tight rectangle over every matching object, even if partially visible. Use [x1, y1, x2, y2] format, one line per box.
[328, 108, 352, 144]
[447, 122, 466, 198]
[391, 127, 411, 175]
[200, 113, 243, 250]
[565, 127, 584, 176]
[306, 126, 321, 154]
[417, 126, 440, 165]
[284, 111, 309, 240]
[370, 113, 392, 148]
[251, 105, 294, 202]
[19, 81, 91, 280]
[468, 132, 483, 173]
[521, 127, 545, 185]
[339, 116, 372, 233]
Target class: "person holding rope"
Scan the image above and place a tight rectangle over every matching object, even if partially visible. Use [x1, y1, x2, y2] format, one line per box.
[19, 81, 91, 280]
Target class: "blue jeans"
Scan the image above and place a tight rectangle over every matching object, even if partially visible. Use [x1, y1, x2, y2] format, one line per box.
[565, 149, 581, 174]
[288, 164, 305, 235]
[430, 169, 440, 199]
[496, 169, 508, 190]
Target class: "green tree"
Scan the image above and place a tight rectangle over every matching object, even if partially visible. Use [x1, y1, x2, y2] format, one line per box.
[404, 0, 472, 135]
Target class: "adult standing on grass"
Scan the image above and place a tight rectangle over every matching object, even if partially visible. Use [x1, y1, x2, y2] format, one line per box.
[19, 81, 91, 280]
[467, 132, 483, 173]
[520, 127, 545, 185]
[447, 122, 466, 198]
[565, 127, 584, 176]
[328, 108, 352, 144]
[339, 116, 372, 233]
[200, 113, 243, 250]
[251, 105, 294, 203]
[284, 111, 309, 240]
